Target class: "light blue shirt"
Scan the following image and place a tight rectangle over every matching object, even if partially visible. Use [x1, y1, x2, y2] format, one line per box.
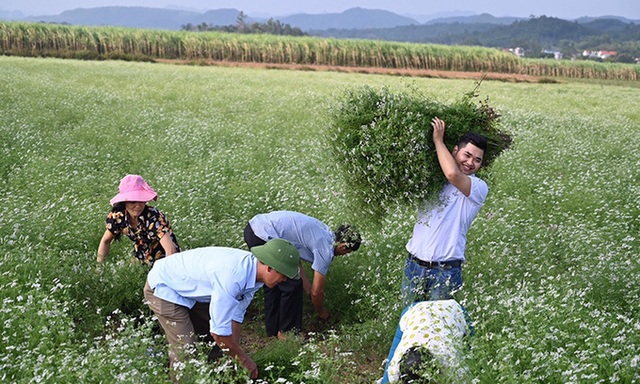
[147, 247, 262, 336]
[249, 210, 335, 275]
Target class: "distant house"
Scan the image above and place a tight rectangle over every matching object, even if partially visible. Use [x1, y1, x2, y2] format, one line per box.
[582, 50, 617, 60]
[505, 47, 525, 57]
[597, 50, 617, 59]
[582, 50, 595, 58]
[542, 49, 563, 60]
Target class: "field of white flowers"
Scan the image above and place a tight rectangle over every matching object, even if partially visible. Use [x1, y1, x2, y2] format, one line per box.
[0, 56, 638, 383]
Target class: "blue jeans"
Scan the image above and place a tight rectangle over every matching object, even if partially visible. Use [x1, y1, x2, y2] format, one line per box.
[401, 257, 463, 306]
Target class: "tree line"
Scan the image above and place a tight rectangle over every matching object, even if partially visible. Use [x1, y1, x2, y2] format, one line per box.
[311, 16, 640, 62]
[181, 11, 306, 36]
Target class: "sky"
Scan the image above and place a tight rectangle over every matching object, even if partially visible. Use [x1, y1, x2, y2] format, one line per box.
[3, 0, 639, 20]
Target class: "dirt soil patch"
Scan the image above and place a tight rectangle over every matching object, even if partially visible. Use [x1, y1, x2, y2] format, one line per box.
[156, 59, 545, 83]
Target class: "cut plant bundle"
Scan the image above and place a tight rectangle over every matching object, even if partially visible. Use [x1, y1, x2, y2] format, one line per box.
[329, 83, 511, 217]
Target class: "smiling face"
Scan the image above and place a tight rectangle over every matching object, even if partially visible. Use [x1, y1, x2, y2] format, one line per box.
[124, 201, 146, 218]
[452, 142, 484, 175]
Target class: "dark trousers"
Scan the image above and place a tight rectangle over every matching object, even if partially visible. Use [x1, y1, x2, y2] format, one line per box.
[244, 222, 267, 248]
[244, 223, 303, 336]
[263, 278, 303, 336]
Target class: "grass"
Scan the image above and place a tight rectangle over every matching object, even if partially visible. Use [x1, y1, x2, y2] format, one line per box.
[0, 56, 639, 383]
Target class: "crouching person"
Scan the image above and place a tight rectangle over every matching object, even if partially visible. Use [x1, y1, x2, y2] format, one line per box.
[143, 239, 300, 380]
[381, 300, 473, 383]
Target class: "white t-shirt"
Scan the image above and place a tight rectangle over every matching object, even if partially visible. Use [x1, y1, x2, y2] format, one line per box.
[406, 175, 488, 262]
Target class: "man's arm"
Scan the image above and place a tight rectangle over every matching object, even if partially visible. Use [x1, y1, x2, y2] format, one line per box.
[310, 271, 330, 320]
[432, 117, 472, 196]
[299, 261, 312, 295]
[212, 321, 258, 379]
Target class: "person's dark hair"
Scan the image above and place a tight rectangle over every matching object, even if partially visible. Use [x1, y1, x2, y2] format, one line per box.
[458, 132, 488, 153]
[399, 346, 436, 384]
[334, 224, 361, 251]
[109, 202, 127, 241]
[112, 202, 126, 213]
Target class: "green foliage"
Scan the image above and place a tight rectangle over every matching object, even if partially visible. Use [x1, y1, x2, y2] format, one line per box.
[329, 83, 510, 217]
[1, 56, 639, 384]
[4, 21, 639, 80]
[182, 13, 307, 36]
[313, 15, 640, 59]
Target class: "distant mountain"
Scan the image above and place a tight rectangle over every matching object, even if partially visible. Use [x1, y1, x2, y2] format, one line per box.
[280, 7, 419, 30]
[456, 16, 638, 47]
[197, 9, 246, 27]
[0, 9, 24, 21]
[6, 6, 640, 32]
[310, 13, 525, 42]
[12, 6, 421, 31]
[25, 7, 195, 29]
[580, 18, 637, 34]
[574, 15, 640, 24]
[425, 13, 524, 25]
[22, 6, 246, 30]
[404, 10, 476, 24]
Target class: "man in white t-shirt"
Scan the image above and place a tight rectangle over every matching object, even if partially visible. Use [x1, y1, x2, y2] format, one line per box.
[402, 117, 489, 304]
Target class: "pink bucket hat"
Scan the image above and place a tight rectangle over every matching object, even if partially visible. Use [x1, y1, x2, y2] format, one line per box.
[109, 175, 158, 206]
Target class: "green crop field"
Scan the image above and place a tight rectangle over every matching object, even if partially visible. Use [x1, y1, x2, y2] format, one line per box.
[2, 22, 640, 81]
[1, 55, 639, 383]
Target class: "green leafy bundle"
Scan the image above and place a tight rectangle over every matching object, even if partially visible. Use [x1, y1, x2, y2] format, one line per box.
[329, 84, 510, 217]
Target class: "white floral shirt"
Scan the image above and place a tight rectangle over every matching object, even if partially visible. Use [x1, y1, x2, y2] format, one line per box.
[386, 300, 469, 383]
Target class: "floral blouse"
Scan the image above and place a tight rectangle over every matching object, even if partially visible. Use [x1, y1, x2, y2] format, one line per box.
[106, 205, 180, 265]
[385, 300, 469, 383]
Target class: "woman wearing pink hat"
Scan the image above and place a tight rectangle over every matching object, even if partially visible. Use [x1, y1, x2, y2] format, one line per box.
[97, 174, 181, 266]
